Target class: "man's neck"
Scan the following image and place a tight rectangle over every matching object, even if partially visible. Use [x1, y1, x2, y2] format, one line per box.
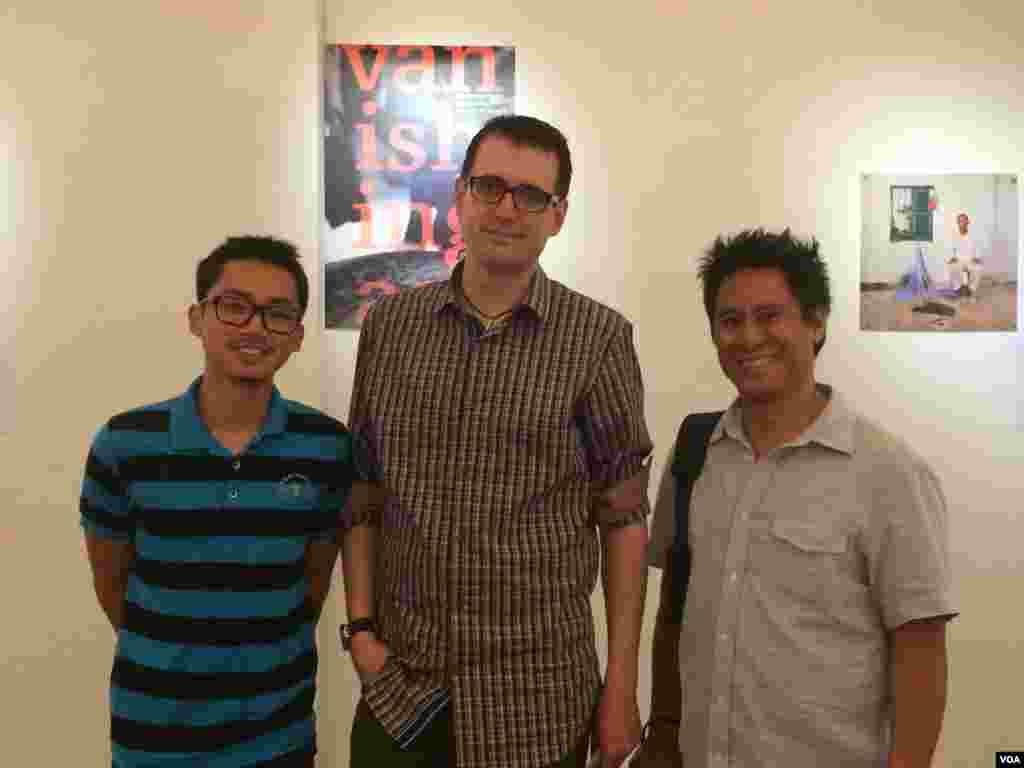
[197, 373, 273, 446]
[460, 253, 534, 318]
[741, 382, 828, 460]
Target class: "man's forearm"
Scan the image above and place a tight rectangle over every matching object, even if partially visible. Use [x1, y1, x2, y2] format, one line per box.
[341, 522, 377, 621]
[602, 523, 648, 690]
[888, 620, 949, 768]
[96, 582, 128, 630]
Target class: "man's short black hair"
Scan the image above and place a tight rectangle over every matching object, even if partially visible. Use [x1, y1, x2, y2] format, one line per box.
[460, 114, 572, 198]
[697, 228, 831, 355]
[196, 236, 309, 317]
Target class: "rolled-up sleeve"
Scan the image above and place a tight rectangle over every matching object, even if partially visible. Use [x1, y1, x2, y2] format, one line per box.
[577, 322, 653, 527]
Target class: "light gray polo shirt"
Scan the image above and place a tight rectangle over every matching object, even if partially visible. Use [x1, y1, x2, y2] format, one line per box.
[649, 386, 957, 768]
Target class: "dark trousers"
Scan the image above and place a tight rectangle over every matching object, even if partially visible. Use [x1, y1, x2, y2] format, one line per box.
[350, 698, 589, 768]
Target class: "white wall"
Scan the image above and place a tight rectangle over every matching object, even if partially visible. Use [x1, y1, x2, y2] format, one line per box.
[0, 2, 324, 765]
[861, 173, 1018, 284]
[2, 1, 1022, 767]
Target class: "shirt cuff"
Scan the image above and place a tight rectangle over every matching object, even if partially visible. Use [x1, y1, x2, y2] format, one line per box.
[592, 457, 652, 527]
[883, 591, 959, 630]
[343, 481, 385, 529]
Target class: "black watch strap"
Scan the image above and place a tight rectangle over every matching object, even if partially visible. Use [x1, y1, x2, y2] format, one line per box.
[340, 617, 376, 651]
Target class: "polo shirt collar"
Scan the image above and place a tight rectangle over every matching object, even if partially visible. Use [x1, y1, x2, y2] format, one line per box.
[169, 376, 288, 452]
[795, 385, 856, 455]
[713, 404, 743, 446]
[714, 383, 856, 456]
[433, 259, 551, 322]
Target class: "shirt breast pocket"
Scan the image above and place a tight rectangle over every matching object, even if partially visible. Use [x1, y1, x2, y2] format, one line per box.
[751, 518, 848, 606]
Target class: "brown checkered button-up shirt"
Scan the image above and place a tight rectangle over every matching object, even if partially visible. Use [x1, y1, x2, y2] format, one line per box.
[348, 263, 652, 768]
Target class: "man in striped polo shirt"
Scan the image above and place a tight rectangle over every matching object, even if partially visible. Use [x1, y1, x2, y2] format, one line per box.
[80, 236, 356, 767]
[341, 115, 652, 768]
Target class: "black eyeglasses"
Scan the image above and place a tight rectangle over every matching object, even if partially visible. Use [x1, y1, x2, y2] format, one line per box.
[466, 175, 562, 213]
[201, 295, 301, 335]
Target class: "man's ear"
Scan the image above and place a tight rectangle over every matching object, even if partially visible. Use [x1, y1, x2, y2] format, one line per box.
[812, 307, 828, 344]
[551, 197, 568, 235]
[453, 177, 468, 230]
[188, 304, 203, 338]
[453, 176, 467, 204]
[290, 322, 305, 353]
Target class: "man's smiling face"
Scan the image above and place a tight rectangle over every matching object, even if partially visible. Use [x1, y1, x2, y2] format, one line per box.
[712, 267, 824, 404]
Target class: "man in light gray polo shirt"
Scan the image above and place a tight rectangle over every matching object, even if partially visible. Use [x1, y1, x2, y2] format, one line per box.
[637, 229, 956, 768]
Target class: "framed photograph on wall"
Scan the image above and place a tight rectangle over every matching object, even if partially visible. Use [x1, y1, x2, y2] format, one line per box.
[321, 44, 515, 330]
[860, 173, 1019, 332]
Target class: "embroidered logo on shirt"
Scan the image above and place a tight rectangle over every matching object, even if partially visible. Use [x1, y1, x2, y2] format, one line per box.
[277, 473, 313, 503]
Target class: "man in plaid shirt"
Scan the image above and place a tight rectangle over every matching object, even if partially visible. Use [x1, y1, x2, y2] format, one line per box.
[339, 115, 653, 768]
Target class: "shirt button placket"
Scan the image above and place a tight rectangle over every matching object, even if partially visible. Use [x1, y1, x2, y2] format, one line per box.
[447, 327, 474, 671]
[227, 457, 244, 717]
[228, 458, 241, 502]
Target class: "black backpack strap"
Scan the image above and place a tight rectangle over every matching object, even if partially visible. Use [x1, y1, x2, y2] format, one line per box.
[665, 411, 724, 623]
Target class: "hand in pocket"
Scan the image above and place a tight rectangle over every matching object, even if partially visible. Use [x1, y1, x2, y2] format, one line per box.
[351, 633, 392, 686]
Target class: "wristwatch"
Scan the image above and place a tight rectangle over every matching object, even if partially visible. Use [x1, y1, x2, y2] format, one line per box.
[340, 618, 376, 651]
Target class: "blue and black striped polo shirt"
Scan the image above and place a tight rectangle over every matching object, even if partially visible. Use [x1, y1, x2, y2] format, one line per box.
[79, 379, 354, 768]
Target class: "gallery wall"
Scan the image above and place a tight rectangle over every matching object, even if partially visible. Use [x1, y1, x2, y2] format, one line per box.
[1, 1, 1021, 767]
[0, 2, 324, 766]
